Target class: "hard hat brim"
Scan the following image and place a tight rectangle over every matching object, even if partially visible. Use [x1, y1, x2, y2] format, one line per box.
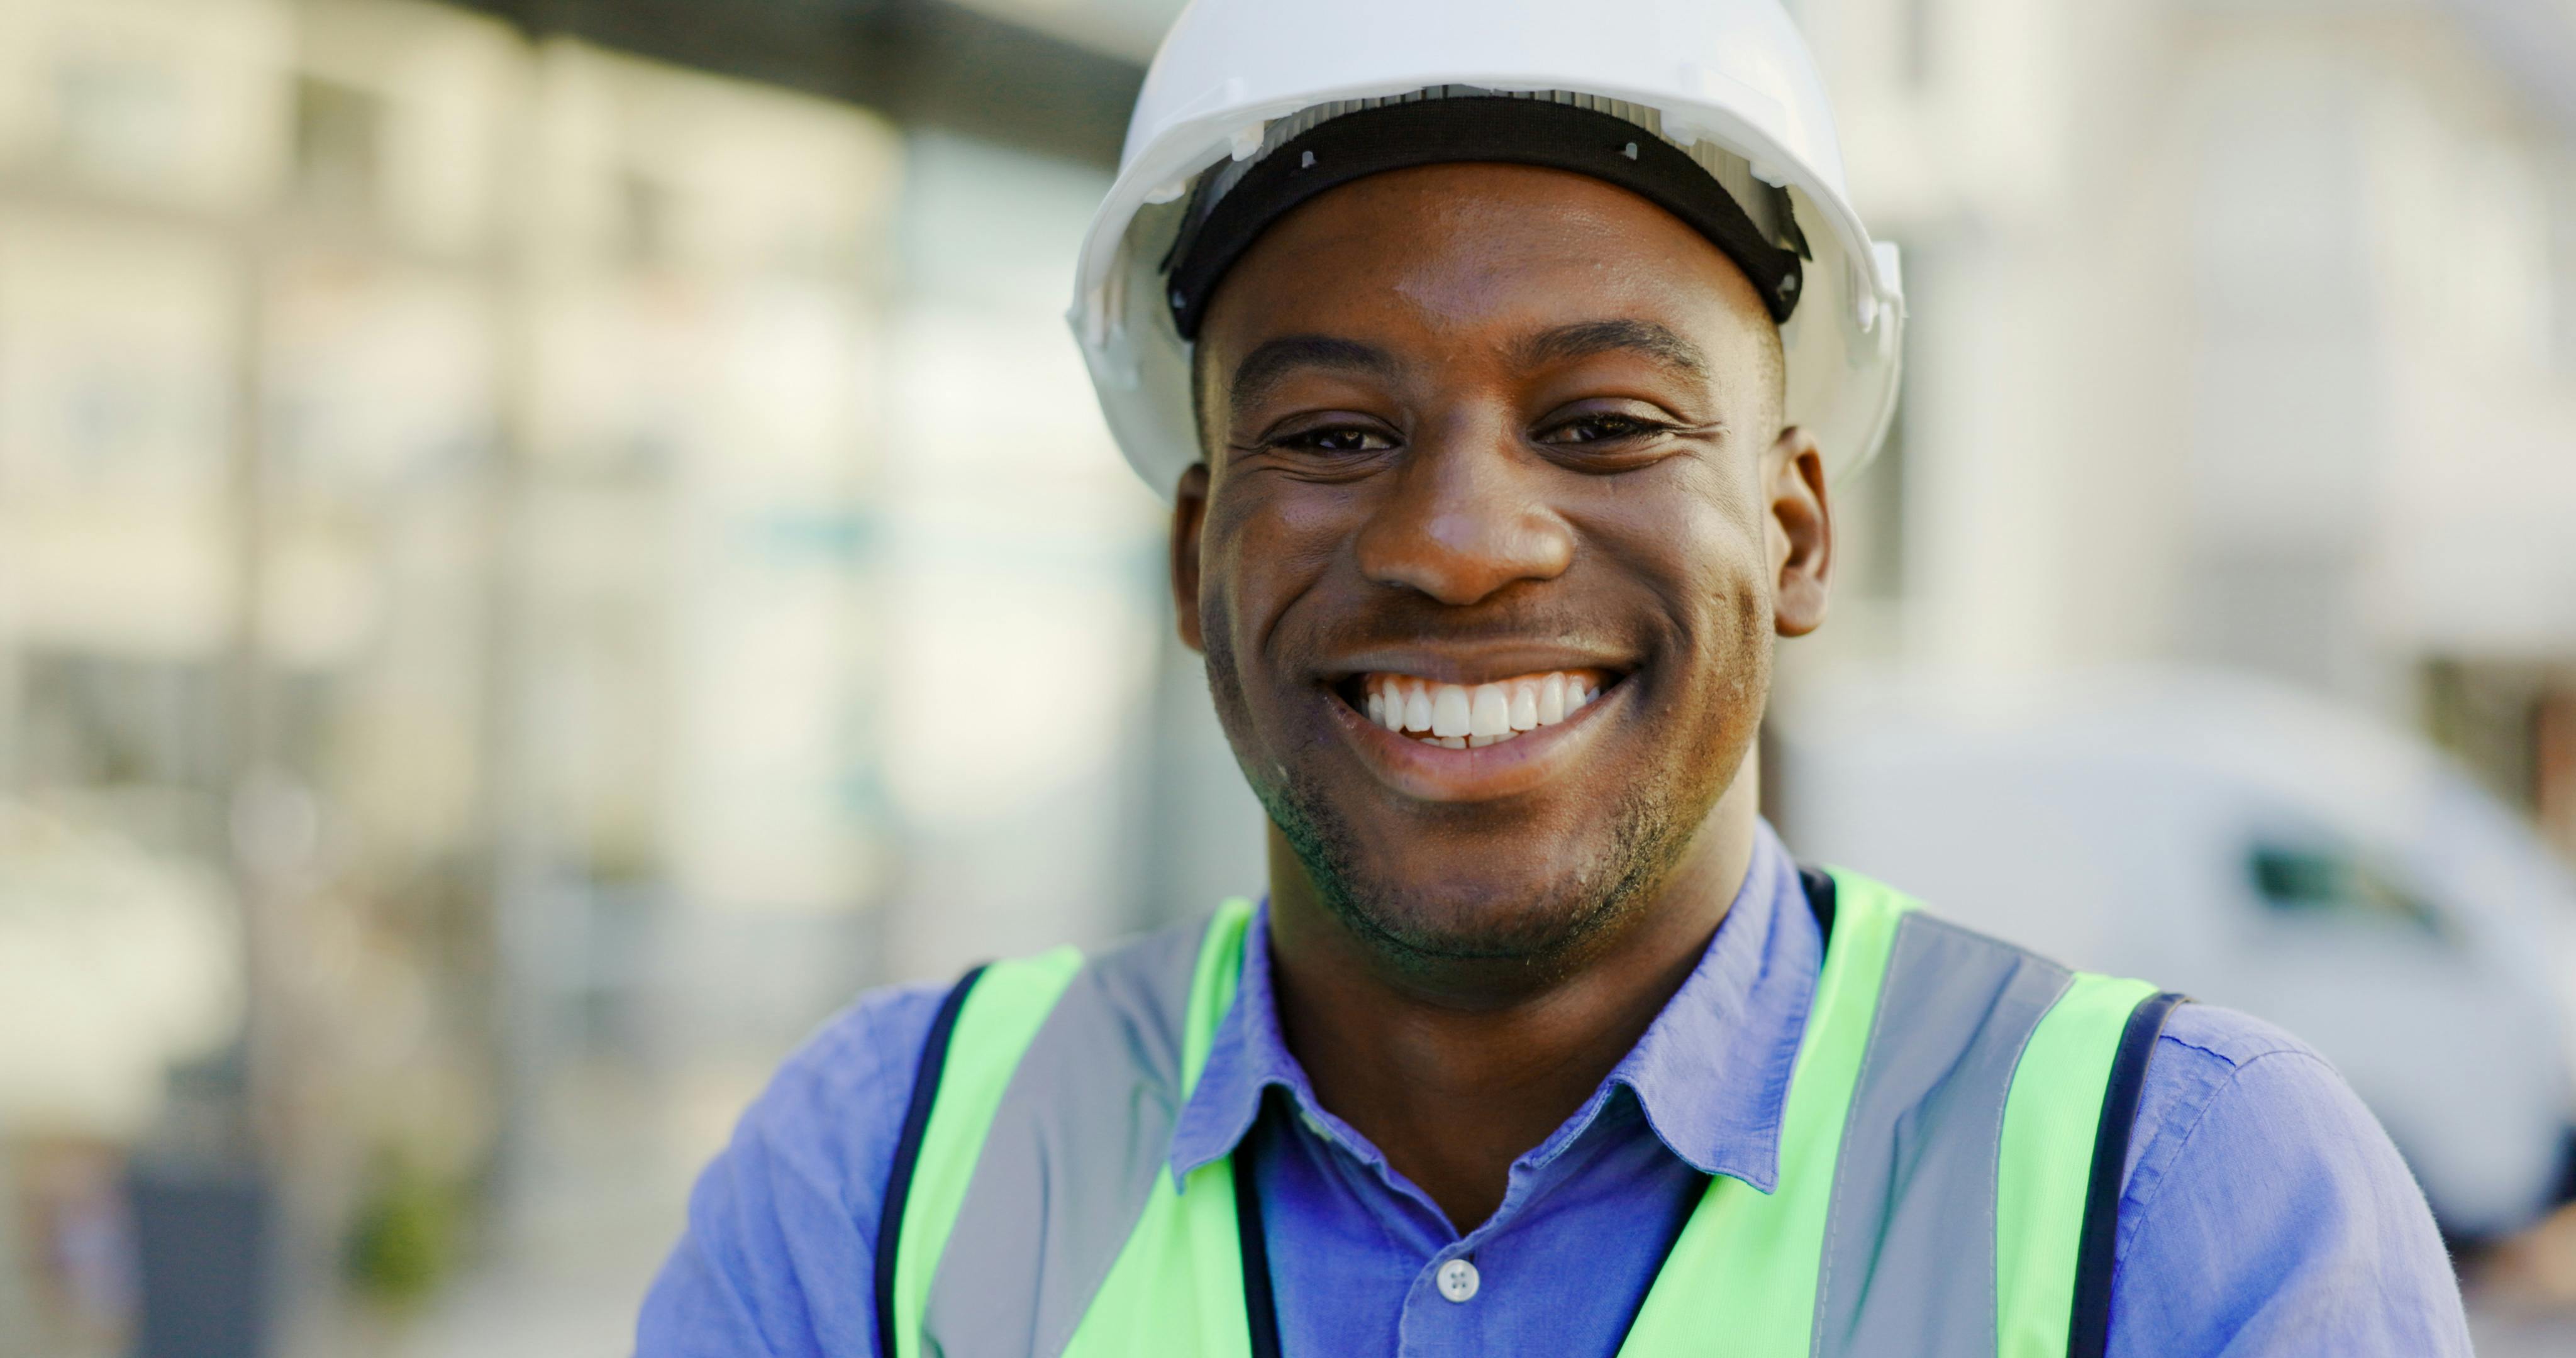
[1071, 73, 1903, 500]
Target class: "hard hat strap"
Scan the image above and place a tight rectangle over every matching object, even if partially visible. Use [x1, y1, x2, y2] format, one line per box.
[1162, 96, 1808, 339]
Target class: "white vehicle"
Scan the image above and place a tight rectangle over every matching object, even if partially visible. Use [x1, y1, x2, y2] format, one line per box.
[1774, 668, 2576, 1239]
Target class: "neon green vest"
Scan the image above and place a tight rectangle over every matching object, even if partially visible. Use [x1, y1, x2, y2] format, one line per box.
[879, 869, 2177, 1358]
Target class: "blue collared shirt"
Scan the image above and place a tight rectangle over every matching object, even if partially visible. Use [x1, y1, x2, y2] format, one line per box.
[639, 822, 2474, 1356]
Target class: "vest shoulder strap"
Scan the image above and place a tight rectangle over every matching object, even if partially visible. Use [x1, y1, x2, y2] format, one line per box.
[1812, 871, 2184, 1358]
[1623, 868, 2180, 1358]
[1618, 868, 1916, 1355]
[877, 944, 1082, 1358]
[875, 903, 1254, 1358]
[1992, 968, 2169, 1357]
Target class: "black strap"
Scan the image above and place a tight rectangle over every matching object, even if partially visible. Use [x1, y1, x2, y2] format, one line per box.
[1163, 97, 1807, 339]
[1235, 1106, 1285, 1358]
[1796, 864, 1838, 947]
[874, 964, 988, 1358]
[2067, 990, 2187, 1358]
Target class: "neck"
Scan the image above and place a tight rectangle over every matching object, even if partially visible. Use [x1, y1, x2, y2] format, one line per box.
[1262, 771, 1762, 1232]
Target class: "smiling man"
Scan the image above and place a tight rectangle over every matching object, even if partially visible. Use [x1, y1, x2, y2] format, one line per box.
[640, 3, 2473, 1356]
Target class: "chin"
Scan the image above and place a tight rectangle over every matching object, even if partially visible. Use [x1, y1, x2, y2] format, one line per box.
[1273, 790, 1684, 966]
[1342, 878, 1626, 963]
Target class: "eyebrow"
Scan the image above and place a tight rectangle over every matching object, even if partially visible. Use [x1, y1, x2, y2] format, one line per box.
[1227, 334, 1402, 409]
[1514, 319, 1709, 379]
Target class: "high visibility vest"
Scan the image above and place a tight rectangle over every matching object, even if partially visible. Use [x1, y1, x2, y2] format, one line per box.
[875, 868, 2182, 1358]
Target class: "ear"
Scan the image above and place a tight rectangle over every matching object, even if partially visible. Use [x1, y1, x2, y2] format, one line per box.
[1170, 461, 1212, 653]
[1765, 427, 1831, 638]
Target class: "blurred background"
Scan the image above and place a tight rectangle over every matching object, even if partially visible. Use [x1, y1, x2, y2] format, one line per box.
[1, 0, 2573, 1353]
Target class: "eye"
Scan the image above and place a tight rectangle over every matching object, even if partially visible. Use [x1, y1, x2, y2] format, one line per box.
[1538, 412, 1672, 446]
[1270, 424, 1397, 455]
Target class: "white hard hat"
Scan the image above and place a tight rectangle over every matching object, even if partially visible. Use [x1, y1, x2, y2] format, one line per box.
[1069, 0, 1905, 499]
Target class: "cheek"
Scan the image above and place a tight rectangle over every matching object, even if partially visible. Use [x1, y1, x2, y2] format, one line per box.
[1682, 517, 1777, 671]
[1202, 477, 1358, 654]
[1592, 465, 1771, 624]
[1198, 492, 1263, 655]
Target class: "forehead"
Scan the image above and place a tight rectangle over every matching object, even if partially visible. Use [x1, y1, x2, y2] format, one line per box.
[1195, 162, 1770, 370]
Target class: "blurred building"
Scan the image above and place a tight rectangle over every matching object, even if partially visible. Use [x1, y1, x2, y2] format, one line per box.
[1783, 0, 2576, 858]
[0, 1, 1189, 1354]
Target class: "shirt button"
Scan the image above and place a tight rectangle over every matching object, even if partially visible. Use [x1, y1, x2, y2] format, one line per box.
[1436, 1258, 1480, 1303]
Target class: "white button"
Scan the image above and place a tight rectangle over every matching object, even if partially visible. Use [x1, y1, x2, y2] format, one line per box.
[1436, 1258, 1480, 1303]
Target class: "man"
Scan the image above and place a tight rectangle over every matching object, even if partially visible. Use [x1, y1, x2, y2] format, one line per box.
[641, 1, 2474, 1354]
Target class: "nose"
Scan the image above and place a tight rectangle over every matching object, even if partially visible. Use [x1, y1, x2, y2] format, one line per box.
[1352, 423, 1575, 606]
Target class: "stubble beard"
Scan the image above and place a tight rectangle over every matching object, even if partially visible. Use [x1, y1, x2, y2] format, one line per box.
[1202, 632, 1748, 980]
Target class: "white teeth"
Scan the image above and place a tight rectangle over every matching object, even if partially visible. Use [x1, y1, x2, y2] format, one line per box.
[1362, 669, 1606, 747]
[1402, 682, 1433, 732]
[1430, 685, 1472, 738]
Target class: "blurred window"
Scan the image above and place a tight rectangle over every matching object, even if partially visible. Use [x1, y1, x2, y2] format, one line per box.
[53, 55, 182, 187]
[19, 654, 223, 794]
[2246, 840, 2454, 943]
[293, 76, 383, 218]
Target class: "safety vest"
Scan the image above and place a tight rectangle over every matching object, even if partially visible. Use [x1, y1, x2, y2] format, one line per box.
[875, 868, 2182, 1358]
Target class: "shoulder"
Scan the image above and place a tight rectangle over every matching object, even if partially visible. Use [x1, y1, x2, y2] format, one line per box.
[636, 979, 955, 1357]
[2106, 1002, 2472, 1357]
[2121, 1000, 2365, 1223]
[2121, 1000, 2408, 1245]
[735, 979, 957, 1215]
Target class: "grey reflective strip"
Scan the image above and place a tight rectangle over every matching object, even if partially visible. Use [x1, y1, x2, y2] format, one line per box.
[1811, 914, 2073, 1358]
[923, 918, 1211, 1358]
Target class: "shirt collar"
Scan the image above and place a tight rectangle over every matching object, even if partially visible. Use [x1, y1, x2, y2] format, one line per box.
[1167, 819, 1822, 1193]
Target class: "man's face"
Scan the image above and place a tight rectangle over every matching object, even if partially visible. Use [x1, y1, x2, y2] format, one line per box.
[1174, 162, 1829, 969]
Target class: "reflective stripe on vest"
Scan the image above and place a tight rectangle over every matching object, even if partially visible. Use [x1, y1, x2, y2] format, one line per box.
[880, 871, 2179, 1358]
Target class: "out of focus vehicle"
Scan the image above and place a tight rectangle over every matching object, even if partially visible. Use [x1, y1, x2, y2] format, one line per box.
[1775, 668, 2576, 1240]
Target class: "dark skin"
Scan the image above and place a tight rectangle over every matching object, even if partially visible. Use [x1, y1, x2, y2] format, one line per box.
[1170, 163, 1833, 1230]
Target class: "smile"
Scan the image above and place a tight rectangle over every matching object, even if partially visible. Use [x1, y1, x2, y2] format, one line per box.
[1355, 670, 1611, 748]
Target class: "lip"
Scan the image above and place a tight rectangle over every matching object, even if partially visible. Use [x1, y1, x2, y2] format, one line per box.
[1323, 669, 1628, 803]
